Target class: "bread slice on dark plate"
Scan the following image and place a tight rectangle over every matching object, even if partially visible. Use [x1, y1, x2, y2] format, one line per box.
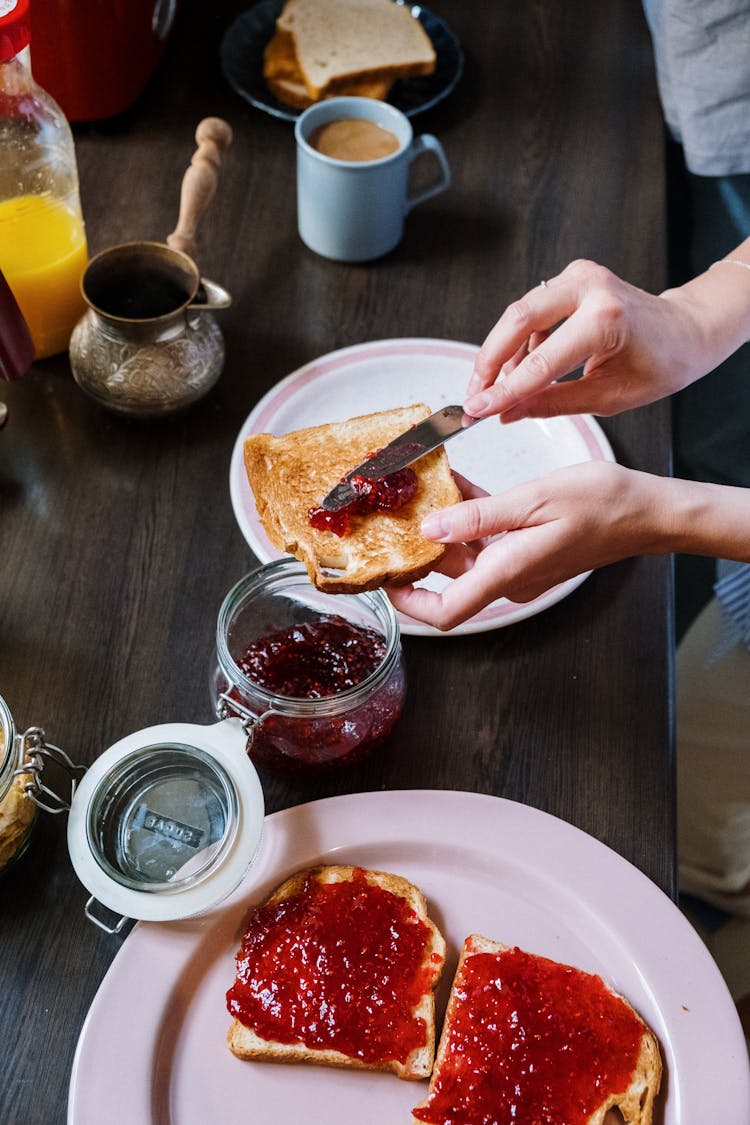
[277, 0, 436, 101]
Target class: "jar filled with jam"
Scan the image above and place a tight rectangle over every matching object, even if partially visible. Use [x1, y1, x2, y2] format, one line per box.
[212, 560, 406, 775]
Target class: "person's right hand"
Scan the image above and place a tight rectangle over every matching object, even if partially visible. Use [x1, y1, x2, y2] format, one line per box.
[463, 259, 723, 423]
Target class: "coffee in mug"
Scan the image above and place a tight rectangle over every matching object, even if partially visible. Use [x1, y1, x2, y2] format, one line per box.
[295, 96, 451, 262]
[308, 118, 400, 163]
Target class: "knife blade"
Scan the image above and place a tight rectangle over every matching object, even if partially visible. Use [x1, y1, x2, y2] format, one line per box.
[321, 405, 481, 511]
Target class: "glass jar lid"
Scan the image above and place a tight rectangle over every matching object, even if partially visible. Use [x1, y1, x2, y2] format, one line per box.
[67, 719, 264, 923]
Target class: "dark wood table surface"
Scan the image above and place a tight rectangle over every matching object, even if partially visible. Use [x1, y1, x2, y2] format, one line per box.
[0, 2, 673, 1121]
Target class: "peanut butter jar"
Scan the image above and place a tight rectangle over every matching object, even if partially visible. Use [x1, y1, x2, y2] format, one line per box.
[0, 694, 266, 932]
[0, 695, 39, 872]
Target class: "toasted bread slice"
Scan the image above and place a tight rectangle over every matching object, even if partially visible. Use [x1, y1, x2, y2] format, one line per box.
[227, 864, 447, 1079]
[266, 67, 395, 110]
[267, 71, 394, 110]
[266, 71, 319, 110]
[412, 935, 662, 1125]
[262, 26, 300, 81]
[244, 404, 461, 593]
[269, 71, 398, 109]
[277, 0, 436, 100]
[264, 27, 394, 109]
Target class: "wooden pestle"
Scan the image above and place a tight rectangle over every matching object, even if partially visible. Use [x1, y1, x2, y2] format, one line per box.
[166, 117, 233, 260]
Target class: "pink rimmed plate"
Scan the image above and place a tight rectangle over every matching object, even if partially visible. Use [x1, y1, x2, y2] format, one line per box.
[229, 338, 615, 636]
[68, 789, 750, 1124]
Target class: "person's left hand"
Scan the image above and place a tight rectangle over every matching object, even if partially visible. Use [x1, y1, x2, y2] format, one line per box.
[388, 461, 665, 630]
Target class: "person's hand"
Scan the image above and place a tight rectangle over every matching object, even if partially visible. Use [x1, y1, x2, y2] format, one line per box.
[462, 259, 714, 423]
[388, 461, 670, 631]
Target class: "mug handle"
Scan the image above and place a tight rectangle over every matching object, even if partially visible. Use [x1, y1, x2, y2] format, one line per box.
[189, 277, 232, 310]
[405, 134, 451, 213]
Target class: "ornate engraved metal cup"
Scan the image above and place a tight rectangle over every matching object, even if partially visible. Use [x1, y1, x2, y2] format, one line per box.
[69, 241, 231, 418]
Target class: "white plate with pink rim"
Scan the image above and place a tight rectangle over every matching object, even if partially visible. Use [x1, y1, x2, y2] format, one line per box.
[229, 338, 616, 636]
[67, 790, 750, 1124]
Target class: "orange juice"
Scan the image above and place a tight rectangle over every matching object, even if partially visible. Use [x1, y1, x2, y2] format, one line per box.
[0, 193, 88, 359]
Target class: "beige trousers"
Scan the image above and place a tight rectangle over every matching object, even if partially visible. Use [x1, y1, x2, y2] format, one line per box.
[678, 596, 750, 916]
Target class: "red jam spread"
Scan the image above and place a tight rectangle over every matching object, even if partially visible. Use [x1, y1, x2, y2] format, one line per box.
[413, 945, 645, 1125]
[237, 615, 385, 698]
[308, 467, 418, 537]
[228, 615, 405, 774]
[226, 868, 437, 1065]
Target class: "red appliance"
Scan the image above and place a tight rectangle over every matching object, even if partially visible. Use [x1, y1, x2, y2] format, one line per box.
[29, 0, 179, 122]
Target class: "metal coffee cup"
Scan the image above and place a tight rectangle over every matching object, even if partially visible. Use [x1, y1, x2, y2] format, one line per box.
[69, 241, 231, 417]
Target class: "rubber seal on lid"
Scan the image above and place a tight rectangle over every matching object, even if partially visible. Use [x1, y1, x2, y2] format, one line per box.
[67, 720, 265, 922]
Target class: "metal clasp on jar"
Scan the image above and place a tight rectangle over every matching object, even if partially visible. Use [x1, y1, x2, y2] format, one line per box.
[215, 691, 282, 750]
[15, 726, 86, 813]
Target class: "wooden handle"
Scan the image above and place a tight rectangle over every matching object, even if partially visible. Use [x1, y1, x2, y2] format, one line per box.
[166, 117, 233, 259]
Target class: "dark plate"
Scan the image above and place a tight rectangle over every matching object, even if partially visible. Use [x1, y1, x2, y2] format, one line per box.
[220, 0, 464, 121]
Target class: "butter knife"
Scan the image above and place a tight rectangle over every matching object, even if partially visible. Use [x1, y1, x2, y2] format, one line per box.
[321, 405, 481, 511]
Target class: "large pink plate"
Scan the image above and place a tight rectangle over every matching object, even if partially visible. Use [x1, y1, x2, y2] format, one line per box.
[68, 790, 750, 1124]
[229, 338, 616, 637]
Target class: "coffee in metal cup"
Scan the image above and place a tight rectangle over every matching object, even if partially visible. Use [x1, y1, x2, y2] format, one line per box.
[69, 241, 231, 418]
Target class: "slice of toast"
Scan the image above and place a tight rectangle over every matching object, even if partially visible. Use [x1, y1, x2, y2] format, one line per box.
[277, 0, 436, 100]
[263, 27, 394, 109]
[244, 404, 461, 593]
[227, 864, 447, 1079]
[266, 70, 394, 111]
[412, 935, 663, 1125]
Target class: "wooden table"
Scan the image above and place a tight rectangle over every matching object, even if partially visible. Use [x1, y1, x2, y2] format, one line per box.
[0, 2, 672, 1121]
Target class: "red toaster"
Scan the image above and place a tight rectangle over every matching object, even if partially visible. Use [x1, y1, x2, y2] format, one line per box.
[29, 0, 180, 122]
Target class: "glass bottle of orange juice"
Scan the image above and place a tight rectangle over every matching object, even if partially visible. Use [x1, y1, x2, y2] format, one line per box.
[0, 0, 88, 359]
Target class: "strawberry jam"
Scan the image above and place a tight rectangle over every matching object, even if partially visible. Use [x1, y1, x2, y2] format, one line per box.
[349, 468, 419, 511]
[223, 614, 405, 774]
[237, 615, 385, 698]
[308, 505, 352, 536]
[413, 943, 647, 1125]
[308, 467, 418, 537]
[227, 868, 438, 1065]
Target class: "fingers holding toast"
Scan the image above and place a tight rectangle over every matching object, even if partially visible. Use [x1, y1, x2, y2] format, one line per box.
[244, 405, 461, 593]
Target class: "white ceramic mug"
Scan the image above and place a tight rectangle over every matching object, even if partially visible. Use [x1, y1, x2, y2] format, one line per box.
[295, 96, 451, 262]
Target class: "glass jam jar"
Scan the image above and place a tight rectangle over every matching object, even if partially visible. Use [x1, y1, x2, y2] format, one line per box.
[212, 559, 407, 775]
[0, 694, 38, 872]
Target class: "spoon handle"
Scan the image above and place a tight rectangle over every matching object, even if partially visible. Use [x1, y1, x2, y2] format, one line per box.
[167, 117, 233, 260]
